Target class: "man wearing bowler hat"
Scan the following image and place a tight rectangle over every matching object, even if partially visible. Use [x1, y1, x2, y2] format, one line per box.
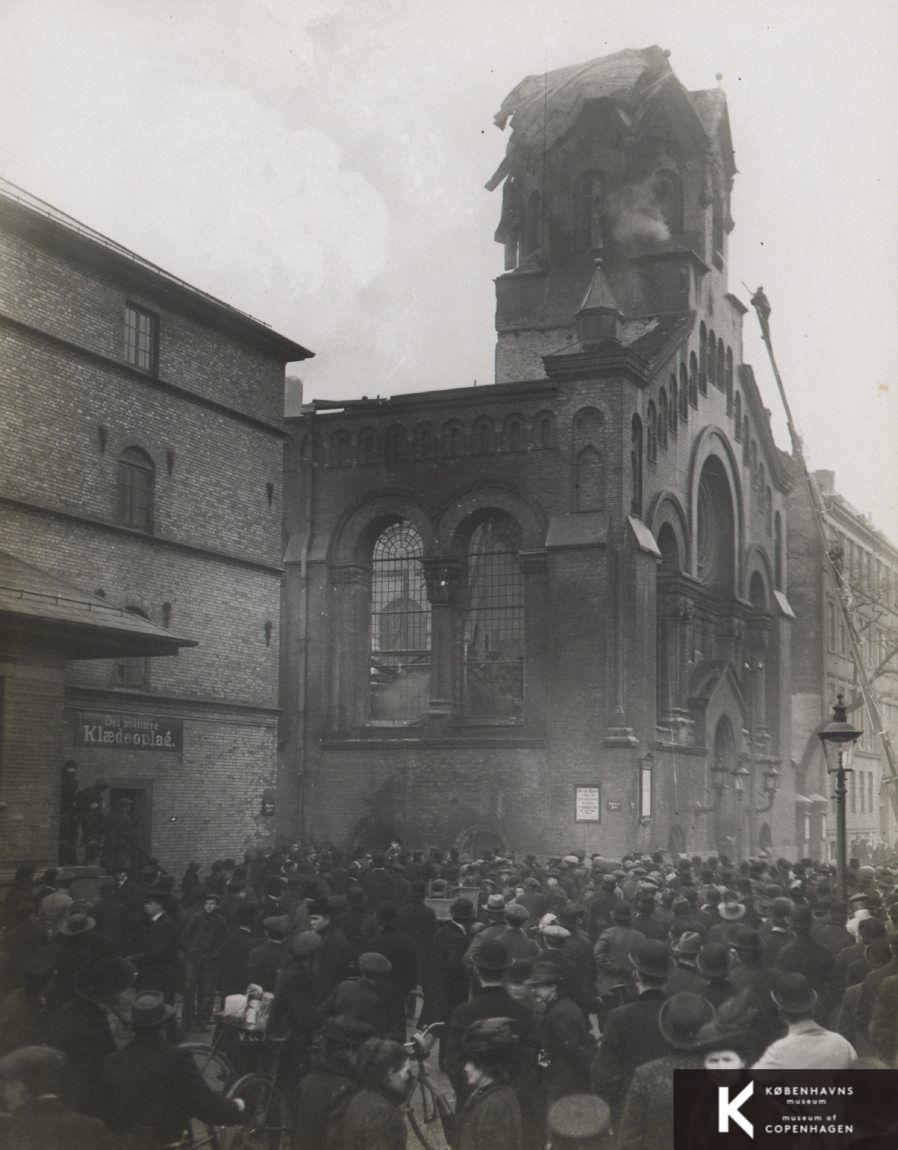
[591, 938, 671, 1122]
[102, 990, 247, 1145]
[617, 992, 716, 1150]
[527, 961, 595, 1117]
[753, 972, 856, 1068]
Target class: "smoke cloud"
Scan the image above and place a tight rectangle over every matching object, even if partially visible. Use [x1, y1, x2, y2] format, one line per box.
[607, 179, 670, 244]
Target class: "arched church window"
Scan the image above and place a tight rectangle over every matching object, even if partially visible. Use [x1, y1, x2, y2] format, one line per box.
[689, 352, 699, 406]
[653, 169, 683, 233]
[504, 414, 526, 452]
[725, 348, 734, 414]
[774, 513, 783, 590]
[574, 171, 605, 249]
[696, 455, 735, 591]
[765, 487, 773, 536]
[464, 514, 524, 722]
[358, 427, 379, 465]
[679, 364, 688, 421]
[742, 418, 750, 463]
[646, 402, 658, 462]
[658, 389, 668, 448]
[699, 323, 708, 390]
[370, 522, 431, 722]
[733, 392, 742, 437]
[630, 414, 643, 516]
[117, 446, 155, 532]
[669, 376, 678, 434]
[386, 425, 409, 466]
[533, 411, 555, 449]
[707, 329, 716, 389]
[717, 339, 726, 391]
[442, 420, 466, 458]
[472, 417, 496, 454]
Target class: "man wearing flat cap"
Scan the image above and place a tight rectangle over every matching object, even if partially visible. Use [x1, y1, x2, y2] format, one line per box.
[316, 951, 393, 1039]
[308, 897, 358, 1003]
[455, 1018, 522, 1150]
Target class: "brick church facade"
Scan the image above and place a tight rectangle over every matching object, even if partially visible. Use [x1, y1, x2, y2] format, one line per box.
[282, 47, 796, 858]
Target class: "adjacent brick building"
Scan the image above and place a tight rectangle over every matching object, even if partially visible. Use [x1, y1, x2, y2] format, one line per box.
[281, 47, 796, 859]
[788, 468, 898, 860]
[0, 178, 311, 877]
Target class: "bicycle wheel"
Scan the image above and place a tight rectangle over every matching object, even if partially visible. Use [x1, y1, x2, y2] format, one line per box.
[409, 1074, 454, 1149]
[179, 1041, 235, 1094]
[223, 1072, 292, 1150]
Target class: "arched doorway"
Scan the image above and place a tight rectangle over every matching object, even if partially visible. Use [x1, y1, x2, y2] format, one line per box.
[696, 456, 735, 594]
[712, 715, 738, 858]
[454, 824, 506, 859]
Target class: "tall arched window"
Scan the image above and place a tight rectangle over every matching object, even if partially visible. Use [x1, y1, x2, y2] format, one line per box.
[464, 515, 524, 722]
[658, 389, 668, 448]
[415, 423, 438, 460]
[689, 353, 699, 406]
[370, 523, 431, 721]
[646, 401, 658, 462]
[697, 455, 735, 592]
[117, 447, 155, 532]
[765, 487, 773, 535]
[386, 425, 409, 466]
[699, 323, 708, 391]
[574, 171, 604, 249]
[533, 411, 555, 449]
[725, 348, 734, 414]
[472, 417, 496, 454]
[717, 339, 726, 390]
[504, 414, 526, 452]
[707, 329, 716, 389]
[679, 364, 689, 420]
[442, 420, 466, 457]
[630, 414, 643, 516]
[742, 418, 750, 463]
[653, 169, 683, 233]
[358, 427, 379, 465]
[733, 392, 742, 437]
[669, 375, 678, 434]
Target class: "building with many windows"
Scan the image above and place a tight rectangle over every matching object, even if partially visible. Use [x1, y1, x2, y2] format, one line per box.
[0, 178, 311, 876]
[281, 47, 796, 859]
[788, 468, 898, 861]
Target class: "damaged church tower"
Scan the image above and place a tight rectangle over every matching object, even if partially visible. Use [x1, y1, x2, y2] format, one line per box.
[489, 45, 734, 383]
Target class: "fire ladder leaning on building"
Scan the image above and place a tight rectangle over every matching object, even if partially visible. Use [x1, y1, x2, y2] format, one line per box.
[749, 287, 898, 823]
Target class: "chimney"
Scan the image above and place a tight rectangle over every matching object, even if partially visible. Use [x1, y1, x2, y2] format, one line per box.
[814, 470, 835, 495]
[576, 260, 623, 347]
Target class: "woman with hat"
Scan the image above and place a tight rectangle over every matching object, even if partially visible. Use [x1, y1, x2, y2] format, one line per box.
[45, 952, 135, 1118]
[455, 1018, 522, 1150]
[102, 990, 247, 1146]
[617, 992, 716, 1150]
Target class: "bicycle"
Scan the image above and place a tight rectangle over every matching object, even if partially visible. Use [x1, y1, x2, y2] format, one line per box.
[403, 1021, 455, 1150]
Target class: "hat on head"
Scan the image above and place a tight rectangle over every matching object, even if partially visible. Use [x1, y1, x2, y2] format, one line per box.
[376, 901, 398, 924]
[504, 903, 529, 925]
[659, 992, 716, 1050]
[523, 877, 541, 889]
[541, 924, 572, 941]
[611, 902, 632, 922]
[290, 930, 323, 958]
[462, 1017, 519, 1061]
[696, 942, 731, 980]
[263, 916, 289, 939]
[562, 855, 579, 866]
[451, 898, 476, 921]
[320, 1015, 374, 1048]
[474, 939, 512, 972]
[74, 954, 136, 1001]
[558, 904, 585, 926]
[203, 892, 221, 905]
[789, 905, 814, 931]
[507, 958, 533, 982]
[630, 939, 672, 979]
[130, 991, 176, 1028]
[359, 952, 393, 976]
[485, 894, 507, 917]
[717, 901, 746, 922]
[769, 896, 794, 919]
[672, 931, 702, 957]
[57, 911, 96, 936]
[547, 1095, 611, 1144]
[526, 961, 564, 987]
[600, 874, 617, 888]
[728, 925, 762, 954]
[771, 972, 817, 1014]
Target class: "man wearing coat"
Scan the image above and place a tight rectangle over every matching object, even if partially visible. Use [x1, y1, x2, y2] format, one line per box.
[593, 902, 643, 1024]
[102, 991, 246, 1144]
[527, 961, 595, 1114]
[434, 898, 476, 1067]
[180, 892, 229, 1027]
[129, 893, 182, 1003]
[0, 1045, 113, 1150]
[366, 902, 418, 1041]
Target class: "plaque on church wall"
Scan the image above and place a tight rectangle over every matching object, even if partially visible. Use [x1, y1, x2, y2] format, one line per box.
[575, 785, 601, 822]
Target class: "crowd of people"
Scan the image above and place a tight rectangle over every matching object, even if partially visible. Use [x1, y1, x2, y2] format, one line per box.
[2, 841, 898, 1148]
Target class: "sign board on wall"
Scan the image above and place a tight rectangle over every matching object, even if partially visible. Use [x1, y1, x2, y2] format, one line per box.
[74, 711, 182, 752]
[575, 785, 601, 823]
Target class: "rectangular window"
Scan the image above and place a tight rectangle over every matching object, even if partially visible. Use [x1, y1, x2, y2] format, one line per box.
[869, 772, 875, 813]
[639, 755, 654, 819]
[859, 770, 865, 813]
[124, 303, 158, 373]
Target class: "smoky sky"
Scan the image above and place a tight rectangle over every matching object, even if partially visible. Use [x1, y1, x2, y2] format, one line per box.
[1, 0, 896, 537]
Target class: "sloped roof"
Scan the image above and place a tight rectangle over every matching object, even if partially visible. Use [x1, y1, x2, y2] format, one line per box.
[0, 551, 195, 658]
[627, 312, 695, 374]
[688, 89, 736, 177]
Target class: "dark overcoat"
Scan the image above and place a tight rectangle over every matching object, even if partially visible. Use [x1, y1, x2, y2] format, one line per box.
[45, 995, 116, 1117]
[343, 1087, 407, 1150]
[129, 912, 182, 995]
[445, 984, 538, 1101]
[316, 975, 388, 1036]
[539, 992, 595, 1103]
[0, 1096, 113, 1150]
[0, 987, 47, 1055]
[617, 1051, 706, 1150]
[293, 1069, 358, 1150]
[457, 1081, 522, 1150]
[102, 1030, 244, 1144]
[590, 987, 667, 1118]
[217, 925, 259, 996]
[433, 920, 471, 1020]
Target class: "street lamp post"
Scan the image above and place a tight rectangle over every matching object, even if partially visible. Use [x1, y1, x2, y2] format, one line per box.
[818, 694, 863, 903]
